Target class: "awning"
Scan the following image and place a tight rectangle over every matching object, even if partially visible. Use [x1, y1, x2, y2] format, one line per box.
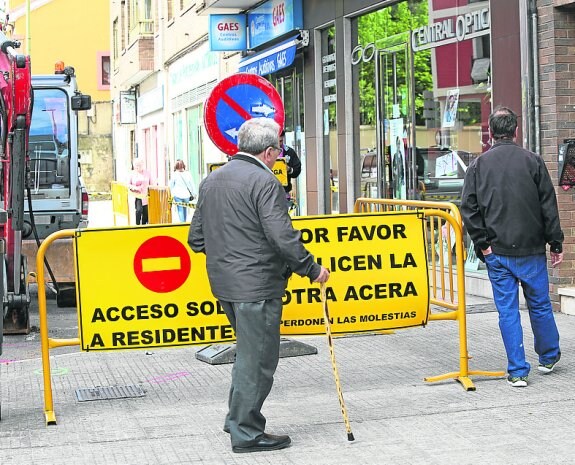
[238, 35, 299, 76]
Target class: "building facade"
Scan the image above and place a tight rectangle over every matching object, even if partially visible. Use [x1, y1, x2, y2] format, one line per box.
[201, 0, 573, 308]
[7, 0, 113, 193]
[109, 0, 574, 309]
[111, 0, 229, 187]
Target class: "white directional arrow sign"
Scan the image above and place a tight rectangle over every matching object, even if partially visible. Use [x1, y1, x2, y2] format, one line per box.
[251, 103, 275, 117]
[225, 127, 239, 139]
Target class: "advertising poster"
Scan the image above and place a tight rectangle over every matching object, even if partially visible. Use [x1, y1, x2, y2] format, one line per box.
[442, 89, 459, 128]
[389, 118, 406, 200]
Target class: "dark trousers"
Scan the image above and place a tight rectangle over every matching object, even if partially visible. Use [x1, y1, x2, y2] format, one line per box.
[135, 198, 148, 225]
[220, 299, 283, 447]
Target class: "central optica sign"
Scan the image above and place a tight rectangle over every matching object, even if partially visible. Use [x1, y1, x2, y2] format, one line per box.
[351, 6, 490, 65]
[74, 211, 429, 351]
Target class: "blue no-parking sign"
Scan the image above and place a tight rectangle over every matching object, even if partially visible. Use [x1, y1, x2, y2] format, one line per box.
[204, 73, 284, 155]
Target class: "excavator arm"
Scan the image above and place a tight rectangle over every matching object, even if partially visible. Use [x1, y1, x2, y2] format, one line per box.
[0, 30, 32, 336]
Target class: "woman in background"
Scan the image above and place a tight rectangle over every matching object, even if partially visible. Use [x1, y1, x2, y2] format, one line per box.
[169, 159, 197, 222]
[128, 158, 152, 225]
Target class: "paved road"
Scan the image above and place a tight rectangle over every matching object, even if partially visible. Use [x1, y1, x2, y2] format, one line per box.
[2, 292, 575, 464]
[1, 200, 573, 464]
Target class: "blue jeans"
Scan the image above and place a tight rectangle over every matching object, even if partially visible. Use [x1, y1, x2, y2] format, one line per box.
[484, 253, 560, 377]
[173, 196, 190, 222]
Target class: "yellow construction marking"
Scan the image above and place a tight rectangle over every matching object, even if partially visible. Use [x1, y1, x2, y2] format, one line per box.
[142, 257, 181, 272]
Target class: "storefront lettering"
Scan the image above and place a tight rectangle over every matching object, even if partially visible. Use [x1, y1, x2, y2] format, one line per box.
[277, 50, 287, 67]
[412, 7, 490, 51]
[322, 53, 336, 64]
[273, 2, 286, 27]
[322, 63, 336, 73]
[351, 7, 490, 65]
[324, 79, 336, 88]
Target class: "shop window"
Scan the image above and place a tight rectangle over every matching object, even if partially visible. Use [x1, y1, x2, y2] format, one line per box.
[353, 0, 491, 209]
[98, 53, 111, 90]
[321, 25, 338, 213]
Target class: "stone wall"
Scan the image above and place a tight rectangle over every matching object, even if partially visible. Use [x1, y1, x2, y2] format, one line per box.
[77, 101, 114, 194]
[537, 0, 575, 310]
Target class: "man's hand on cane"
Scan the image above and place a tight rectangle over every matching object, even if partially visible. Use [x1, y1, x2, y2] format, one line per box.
[313, 266, 330, 283]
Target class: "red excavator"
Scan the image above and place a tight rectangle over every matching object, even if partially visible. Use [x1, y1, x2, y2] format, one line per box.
[0, 30, 33, 347]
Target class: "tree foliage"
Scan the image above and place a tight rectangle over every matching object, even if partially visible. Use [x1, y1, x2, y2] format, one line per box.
[357, 1, 432, 126]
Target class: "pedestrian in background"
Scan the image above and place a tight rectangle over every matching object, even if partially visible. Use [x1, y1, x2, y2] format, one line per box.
[169, 159, 197, 222]
[188, 117, 329, 453]
[128, 158, 152, 225]
[278, 129, 301, 208]
[461, 106, 564, 388]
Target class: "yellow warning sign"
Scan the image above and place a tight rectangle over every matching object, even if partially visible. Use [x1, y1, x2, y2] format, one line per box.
[273, 158, 288, 186]
[208, 162, 227, 172]
[74, 212, 429, 351]
[207, 159, 288, 186]
[282, 211, 429, 335]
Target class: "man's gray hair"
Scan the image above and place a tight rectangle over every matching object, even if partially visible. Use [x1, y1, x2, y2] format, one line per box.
[237, 118, 280, 155]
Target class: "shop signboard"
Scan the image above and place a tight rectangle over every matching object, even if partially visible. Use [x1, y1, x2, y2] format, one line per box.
[238, 34, 298, 75]
[248, 0, 303, 49]
[119, 91, 136, 124]
[170, 42, 219, 97]
[209, 14, 247, 51]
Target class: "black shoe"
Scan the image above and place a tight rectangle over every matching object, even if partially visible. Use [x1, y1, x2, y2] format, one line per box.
[232, 433, 291, 453]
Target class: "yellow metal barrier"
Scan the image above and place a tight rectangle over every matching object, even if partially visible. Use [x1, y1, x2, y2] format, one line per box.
[37, 202, 503, 425]
[354, 197, 504, 390]
[148, 186, 172, 224]
[37, 229, 79, 425]
[111, 182, 130, 226]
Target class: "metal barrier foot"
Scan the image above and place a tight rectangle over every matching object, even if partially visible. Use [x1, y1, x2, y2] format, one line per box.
[468, 370, 506, 378]
[424, 372, 476, 391]
[45, 410, 57, 426]
[456, 376, 476, 391]
[425, 369, 506, 391]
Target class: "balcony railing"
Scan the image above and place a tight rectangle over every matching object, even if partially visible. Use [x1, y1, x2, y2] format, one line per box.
[129, 19, 154, 44]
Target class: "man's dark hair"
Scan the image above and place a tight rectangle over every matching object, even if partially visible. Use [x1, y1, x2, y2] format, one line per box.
[489, 106, 518, 140]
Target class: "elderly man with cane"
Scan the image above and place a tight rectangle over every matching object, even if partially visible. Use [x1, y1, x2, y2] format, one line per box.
[188, 117, 330, 453]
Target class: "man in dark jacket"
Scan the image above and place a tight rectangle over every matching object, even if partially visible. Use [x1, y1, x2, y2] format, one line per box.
[279, 130, 301, 196]
[461, 106, 563, 388]
[188, 117, 329, 453]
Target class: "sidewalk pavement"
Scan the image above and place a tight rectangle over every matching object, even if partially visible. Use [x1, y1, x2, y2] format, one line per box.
[1, 295, 574, 465]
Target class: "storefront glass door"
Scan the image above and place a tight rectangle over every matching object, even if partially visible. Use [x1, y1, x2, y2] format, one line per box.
[374, 34, 415, 200]
[270, 55, 306, 214]
[186, 104, 203, 189]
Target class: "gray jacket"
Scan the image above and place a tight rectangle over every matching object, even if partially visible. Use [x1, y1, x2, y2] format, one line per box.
[188, 153, 321, 302]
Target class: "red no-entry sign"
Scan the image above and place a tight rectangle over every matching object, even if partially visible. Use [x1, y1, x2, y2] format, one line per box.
[204, 73, 284, 155]
[133, 236, 191, 293]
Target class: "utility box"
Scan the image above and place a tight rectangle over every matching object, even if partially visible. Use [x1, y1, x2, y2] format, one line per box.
[558, 139, 575, 187]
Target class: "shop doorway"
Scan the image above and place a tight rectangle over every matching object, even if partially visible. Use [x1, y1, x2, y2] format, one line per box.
[364, 34, 416, 200]
[269, 58, 306, 213]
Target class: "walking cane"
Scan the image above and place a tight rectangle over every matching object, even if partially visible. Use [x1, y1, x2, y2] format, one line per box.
[321, 282, 355, 441]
